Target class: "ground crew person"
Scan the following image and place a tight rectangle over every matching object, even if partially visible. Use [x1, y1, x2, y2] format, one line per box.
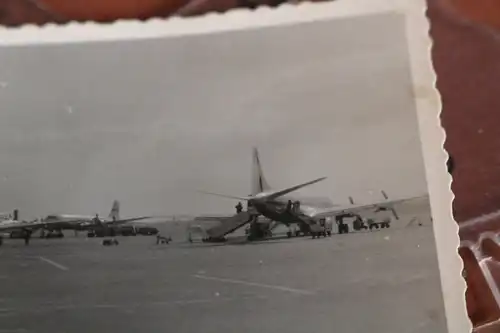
[92, 214, 101, 226]
[23, 230, 31, 245]
[235, 202, 243, 214]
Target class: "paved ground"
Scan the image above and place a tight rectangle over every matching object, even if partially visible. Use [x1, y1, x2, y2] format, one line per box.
[0, 220, 448, 333]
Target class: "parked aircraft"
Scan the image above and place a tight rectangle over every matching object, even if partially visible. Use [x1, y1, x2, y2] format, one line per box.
[197, 148, 426, 241]
[40, 200, 153, 233]
[0, 211, 14, 221]
[0, 214, 46, 240]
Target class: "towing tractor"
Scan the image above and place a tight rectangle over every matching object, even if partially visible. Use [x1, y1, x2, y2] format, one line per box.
[352, 216, 369, 231]
[336, 213, 358, 234]
[352, 216, 391, 231]
[310, 218, 332, 239]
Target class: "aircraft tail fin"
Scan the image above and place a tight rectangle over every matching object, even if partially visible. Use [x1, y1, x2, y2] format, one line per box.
[198, 148, 325, 204]
[252, 148, 271, 195]
[381, 190, 389, 201]
[109, 200, 120, 221]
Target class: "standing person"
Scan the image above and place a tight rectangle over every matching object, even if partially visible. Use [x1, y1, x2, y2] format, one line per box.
[23, 230, 31, 245]
[92, 214, 101, 225]
[235, 202, 243, 214]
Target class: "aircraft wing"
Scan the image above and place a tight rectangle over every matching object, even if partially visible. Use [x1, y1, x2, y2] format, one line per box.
[39, 218, 94, 229]
[311, 195, 428, 220]
[194, 215, 234, 222]
[105, 216, 154, 226]
[0, 220, 47, 232]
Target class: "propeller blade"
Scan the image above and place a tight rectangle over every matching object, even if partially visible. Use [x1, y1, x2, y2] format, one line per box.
[390, 208, 399, 220]
[349, 196, 354, 205]
[381, 190, 388, 200]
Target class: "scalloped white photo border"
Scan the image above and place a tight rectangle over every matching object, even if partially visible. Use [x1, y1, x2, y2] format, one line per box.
[0, 0, 465, 331]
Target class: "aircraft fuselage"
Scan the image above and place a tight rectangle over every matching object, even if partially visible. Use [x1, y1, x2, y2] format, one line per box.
[42, 214, 118, 231]
[251, 197, 317, 232]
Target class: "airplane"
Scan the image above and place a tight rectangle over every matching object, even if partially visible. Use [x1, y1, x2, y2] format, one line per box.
[197, 147, 427, 241]
[0, 211, 14, 221]
[0, 213, 47, 241]
[0, 219, 40, 232]
[0, 210, 33, 229]
[39, 200, 154, 234]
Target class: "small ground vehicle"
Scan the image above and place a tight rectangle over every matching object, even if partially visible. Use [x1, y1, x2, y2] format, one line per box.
[310, 218, 332, 239]
[102, 238, 119, 246]
[366, 218, 391, 230]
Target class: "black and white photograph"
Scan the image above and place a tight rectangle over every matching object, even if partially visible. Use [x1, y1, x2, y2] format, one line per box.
[0, 1, 457, 332]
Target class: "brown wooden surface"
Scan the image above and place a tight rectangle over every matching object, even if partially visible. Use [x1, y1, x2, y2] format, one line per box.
[430, 1, 500, 223]
[0, 0, 318, 25]
[0, 0, 60, 26]
[2, 0, 500, 330]
[428, 2, 500, 329]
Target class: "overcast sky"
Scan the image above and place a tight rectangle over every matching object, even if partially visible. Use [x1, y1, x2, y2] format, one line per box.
[0, 12, 428, 219]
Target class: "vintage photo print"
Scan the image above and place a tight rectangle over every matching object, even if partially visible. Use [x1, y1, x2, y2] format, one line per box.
[0, 1, 463, 332]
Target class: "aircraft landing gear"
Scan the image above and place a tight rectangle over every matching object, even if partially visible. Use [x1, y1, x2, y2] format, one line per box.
[48, 230, 64, 238]
[337, 222, 349, 234]
[368, 218, 391, 230]
[247, 220, 272, 241]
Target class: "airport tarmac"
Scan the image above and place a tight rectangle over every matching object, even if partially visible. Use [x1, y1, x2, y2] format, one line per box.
[0, 224, 447, 333]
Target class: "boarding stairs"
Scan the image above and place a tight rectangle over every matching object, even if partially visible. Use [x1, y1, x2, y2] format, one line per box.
[205, 211, 256, 239]
[269, 220, 281, 231]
